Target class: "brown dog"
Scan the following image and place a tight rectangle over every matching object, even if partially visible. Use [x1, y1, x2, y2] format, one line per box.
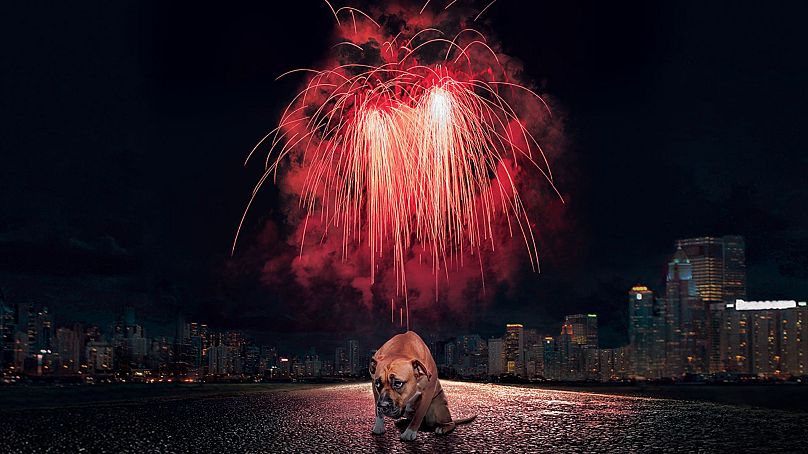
[369, 331, 476, 441]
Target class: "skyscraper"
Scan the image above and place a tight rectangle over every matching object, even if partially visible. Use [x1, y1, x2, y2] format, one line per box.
[347, 339, 360, 376]
[561, 314, 599, 380]
[443, 343, 456, 368]
[456, 334, 486, 377]
[721, 299, 807, 376]
[665, 247, 707, 376]
[628, 285, 656, 377]
[676, 236, 747, 372]
[504, 324, 524, 376]
[55, 325, 82, 372]
[558, 321, 575, 380]
[523, 329, 544, 378]
[542, 336, 560, 380]
[0, 294, 14, 368]
[676, 236, 747, 304]
[487, 337, 504, 376]
[334, 346, 349, 375]
[564, 314, 598, 348]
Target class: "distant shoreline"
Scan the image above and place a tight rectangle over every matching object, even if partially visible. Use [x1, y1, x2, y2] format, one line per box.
[0, 383, 318, 412]
[2, 381, 806, 414]
[498, 382, 808, 413]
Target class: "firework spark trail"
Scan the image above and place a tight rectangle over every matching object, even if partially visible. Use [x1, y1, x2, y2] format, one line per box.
[236, 1, 561, 302]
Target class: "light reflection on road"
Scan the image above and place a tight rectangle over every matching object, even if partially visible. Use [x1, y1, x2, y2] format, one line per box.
[1, 381, 806, 453]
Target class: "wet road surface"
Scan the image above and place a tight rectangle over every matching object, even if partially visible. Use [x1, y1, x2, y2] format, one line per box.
[2, 381, 807, 453]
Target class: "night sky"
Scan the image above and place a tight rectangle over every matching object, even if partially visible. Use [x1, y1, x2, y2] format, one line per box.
[2, 1, 807, 349]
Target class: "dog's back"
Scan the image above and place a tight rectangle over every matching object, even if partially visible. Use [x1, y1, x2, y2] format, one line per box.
[377, 331, 436, 372]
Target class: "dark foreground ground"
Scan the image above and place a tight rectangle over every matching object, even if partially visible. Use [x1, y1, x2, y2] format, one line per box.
[1, 381, 807, 453]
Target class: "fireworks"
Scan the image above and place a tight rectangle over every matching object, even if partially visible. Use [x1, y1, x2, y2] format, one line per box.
[237, 1, 560, 300]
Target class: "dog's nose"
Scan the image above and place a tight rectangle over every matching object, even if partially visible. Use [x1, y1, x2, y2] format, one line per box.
[378, 399, 391, 408]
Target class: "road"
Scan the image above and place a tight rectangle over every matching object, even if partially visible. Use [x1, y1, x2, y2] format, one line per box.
[1, 381, 806, 453]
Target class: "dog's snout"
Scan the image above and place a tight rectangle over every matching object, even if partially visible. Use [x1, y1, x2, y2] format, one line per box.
[377, 393, 394, 409]
[376, 394, 401, 418]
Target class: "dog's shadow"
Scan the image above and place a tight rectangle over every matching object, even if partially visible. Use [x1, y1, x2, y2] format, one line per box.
[392, 419, 439, 432]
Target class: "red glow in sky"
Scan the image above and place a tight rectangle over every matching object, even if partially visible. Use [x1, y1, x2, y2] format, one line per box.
[237, 1, 565, 318]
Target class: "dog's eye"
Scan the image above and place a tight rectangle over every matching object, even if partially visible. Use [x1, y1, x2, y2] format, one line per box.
[393, 380, 404, 389]
[375, 379, 382, 389]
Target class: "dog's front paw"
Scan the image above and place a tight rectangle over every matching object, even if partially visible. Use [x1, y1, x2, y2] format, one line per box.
[400, 428, 417, 441]
[372, 420, 385, 435]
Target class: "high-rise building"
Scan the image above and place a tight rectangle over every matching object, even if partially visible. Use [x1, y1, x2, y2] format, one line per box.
[558, 322, 576, 380]
[224, 331, 245, 375]
[55, 325, 82, 372]
[320, 359, 335, 377]
[111, 308, 149, 370]
[628, 285, 656, 377]
[455, 334, 486, 377]
[187, 322, 208, 370]
[260, 345, 277, 375]
[504, 324, 525, 376]
[523, 329, 545, 379]
[558, 314, 599, 380]
[347, 339, 360, 376]
[443, 343, 456, 368]
[244, 344, 261, 375]
[676, 236, 747, 372]
[304, 351, 321, 377]
[599, 347, 630, 381]
[721, 299, 807, 376]
[85, 341, 114, 373]
[665, 247, 707, 376]
[207, 344, 228, 375]
[30, 306, 53, 352]
[458, 334, 488, 378]
[542, 336, 560, 380]
[0, 292, 13, 368]
[487, 337, 504, 376]
[565, 314, 598, 348]
[334, 346, 350, 375]
[676, 236, 747, 304]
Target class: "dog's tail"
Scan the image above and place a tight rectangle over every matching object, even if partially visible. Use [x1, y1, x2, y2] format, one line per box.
[452, 415, 477, 425]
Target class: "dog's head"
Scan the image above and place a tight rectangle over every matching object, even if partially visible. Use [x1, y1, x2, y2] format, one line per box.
[369, 355, 432, 419]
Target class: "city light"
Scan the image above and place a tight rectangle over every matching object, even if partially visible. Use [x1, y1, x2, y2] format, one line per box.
[734, 299, 799, 311]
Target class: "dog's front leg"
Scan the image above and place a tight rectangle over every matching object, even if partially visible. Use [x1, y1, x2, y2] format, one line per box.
[400, 387, 434, 441]
[403, 390, 422, 419]
[394, 390, 421, 429]
[372, 406, 385, 435]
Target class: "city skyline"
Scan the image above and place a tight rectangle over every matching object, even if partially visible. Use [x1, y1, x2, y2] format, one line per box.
[2, 233, 804, 348]
[4, 233, 805, 383]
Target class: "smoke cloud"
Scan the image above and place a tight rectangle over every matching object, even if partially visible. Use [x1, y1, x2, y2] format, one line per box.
[237, 1, 569, 334]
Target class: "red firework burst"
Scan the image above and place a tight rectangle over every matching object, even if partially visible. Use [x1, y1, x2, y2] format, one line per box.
[236, 1, 561, 299]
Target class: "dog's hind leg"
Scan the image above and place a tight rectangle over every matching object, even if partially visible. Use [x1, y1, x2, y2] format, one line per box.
[427, 388, 456, 435]
[435, 421, 456, 435]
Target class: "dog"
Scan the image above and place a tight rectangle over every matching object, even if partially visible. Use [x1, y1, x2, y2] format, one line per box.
[369, 331, 476, 441]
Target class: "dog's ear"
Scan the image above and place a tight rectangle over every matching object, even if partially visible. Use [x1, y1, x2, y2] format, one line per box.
[369, 357, 378, 376]
[412, 359, 433, 381]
